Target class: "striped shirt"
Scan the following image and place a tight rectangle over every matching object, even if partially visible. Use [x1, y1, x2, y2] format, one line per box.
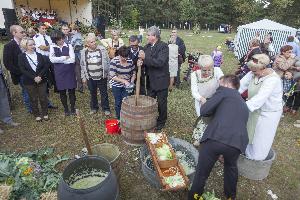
[109, 57, 135, 87]
[86, 49, 103, 80]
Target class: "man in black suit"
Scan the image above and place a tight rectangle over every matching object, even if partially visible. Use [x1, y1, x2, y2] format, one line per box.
[170, 28, 186, 88]
[188, 75, 249, 200]
[3, 25, 32, 112]
[128, 35, 146, 95]
[139, 26, 169, 131]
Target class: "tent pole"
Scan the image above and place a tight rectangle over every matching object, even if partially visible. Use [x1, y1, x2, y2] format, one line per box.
[49, 0, 51, 10]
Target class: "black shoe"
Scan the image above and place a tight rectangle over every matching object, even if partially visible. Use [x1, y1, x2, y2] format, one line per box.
[65, 112, 70, 117]
[155, 124, 165, 131]
[48, 105, 58, 109]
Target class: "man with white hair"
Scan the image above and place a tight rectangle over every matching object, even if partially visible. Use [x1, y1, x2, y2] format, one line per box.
[139, 26, 169, 131]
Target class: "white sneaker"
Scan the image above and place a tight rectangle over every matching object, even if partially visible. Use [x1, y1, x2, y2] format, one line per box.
[43, 115, 49, 121]
[104, 111, 111, 116]
[296, 120, 300, 124]
[36, 117, 42, 122]
[0, 128, 4, 134]
[8, 122, 20, 127]
[89, 110, 97, 115]
[293, 123, 300, 128]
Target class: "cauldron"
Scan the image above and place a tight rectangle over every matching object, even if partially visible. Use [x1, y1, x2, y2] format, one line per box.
[57, 156, 119, 200]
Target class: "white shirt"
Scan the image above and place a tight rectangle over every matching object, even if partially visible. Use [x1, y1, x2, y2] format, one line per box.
[191, 67, 224, 101]
[33, 33, 52, 56]
[239, 71, 283, 112]
[49, 43, 75, 64]
[25, 52, 38, 72]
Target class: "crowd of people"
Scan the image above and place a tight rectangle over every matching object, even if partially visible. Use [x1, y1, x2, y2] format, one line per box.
[0, 24, 186, 133]
[19, 5, 57, 22]
[1, 22, 300, 199]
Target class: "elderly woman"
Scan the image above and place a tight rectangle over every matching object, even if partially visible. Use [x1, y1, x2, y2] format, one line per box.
[80, 34, 111, 115]
[101, 30, 125, 59]
[239, 54, 283, 160]
[191, 55, 224, 117]
[273, 45, 296, 77]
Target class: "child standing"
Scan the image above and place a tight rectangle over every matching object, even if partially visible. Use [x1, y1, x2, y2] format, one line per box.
[282, 70, 295, 105]
[211, 46, 223, 68]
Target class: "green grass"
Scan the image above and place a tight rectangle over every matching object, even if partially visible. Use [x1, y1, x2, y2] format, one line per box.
[0, 30, 299, 200]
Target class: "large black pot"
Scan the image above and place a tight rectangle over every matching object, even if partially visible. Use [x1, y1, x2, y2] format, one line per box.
[58, 156, 119, 200]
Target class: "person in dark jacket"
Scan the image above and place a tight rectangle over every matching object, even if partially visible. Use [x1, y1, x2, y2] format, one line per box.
[3, 25, 31, 112]
[170, 28, 186, 88]
[188, 75, 249, 200]
[18, 37, 50, 121]
[128, 35, 146, 95]
[138, 26, 170, 130]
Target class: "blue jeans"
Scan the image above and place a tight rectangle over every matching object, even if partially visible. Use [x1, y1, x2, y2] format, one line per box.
[0, 75, 12, 123]
[111, 86, 128, 119]
[87, 78, 110, 112]
[20, 76, 32, 112]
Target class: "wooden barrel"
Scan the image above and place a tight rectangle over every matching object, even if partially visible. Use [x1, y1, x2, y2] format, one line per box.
[120, 95, 158, 145]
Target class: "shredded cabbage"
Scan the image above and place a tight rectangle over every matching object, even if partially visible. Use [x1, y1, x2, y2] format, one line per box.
[164, 172, 185, 188]
[156, 144, 173, 160]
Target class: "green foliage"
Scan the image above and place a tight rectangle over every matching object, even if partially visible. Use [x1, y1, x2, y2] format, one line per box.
[122, 7, 140, 29]
[92, 0, 299, 29]
[0, 148, 69, 200]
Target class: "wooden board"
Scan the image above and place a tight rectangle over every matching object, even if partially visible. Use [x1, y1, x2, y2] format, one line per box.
[145, 133, 189, 191]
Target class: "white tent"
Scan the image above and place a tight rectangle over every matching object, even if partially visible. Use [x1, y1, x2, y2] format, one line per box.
[234, 19, 297, 59]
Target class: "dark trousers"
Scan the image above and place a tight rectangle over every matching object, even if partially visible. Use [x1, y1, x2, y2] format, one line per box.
[188, 139, 240, 200]
[174, 64, 181, 87]
[19, 76, 32, 112]
[75, 53, 83, 91]
[148, 88, 168, 127]
[87, 78, 110, 112]
[286, 92, 300, 111]
[59, 88, 76, 113]
[24, 83, 48, 117]
[112, 86, 128, 119]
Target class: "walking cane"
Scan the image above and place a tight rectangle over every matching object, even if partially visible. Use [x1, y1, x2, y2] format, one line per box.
[76, 109, 93, 155]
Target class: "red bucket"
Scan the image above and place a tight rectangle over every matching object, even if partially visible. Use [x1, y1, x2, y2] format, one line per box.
[105, 119, 121, 135]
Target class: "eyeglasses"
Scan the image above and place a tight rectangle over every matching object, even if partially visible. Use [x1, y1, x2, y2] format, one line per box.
[130, 44, 139, 47]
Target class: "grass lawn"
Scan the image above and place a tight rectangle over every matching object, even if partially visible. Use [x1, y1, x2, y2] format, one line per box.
[0, 30, 299, 200]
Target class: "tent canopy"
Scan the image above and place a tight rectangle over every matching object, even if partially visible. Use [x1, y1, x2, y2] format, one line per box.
[238, 19, 296, 32]
[234, 19, 297, 60]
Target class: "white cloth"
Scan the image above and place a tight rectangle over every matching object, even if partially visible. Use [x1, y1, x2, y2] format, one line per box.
[168, 44, 178, 77]
[239, 70, 283, 160]
[49, 43, 75, 64]
[191, 67, 224, 116]
[33, 33, 52, 56]
[239, 71, 283, 112]
[25, 52, 38, 72]
[245, 110, 282, 160]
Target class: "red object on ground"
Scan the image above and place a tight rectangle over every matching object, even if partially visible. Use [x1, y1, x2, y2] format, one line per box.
[105, 119, 121, 135]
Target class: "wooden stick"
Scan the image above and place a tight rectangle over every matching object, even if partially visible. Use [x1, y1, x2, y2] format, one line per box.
[76, 109, 93, 155]
[135, 63, 142, 106]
